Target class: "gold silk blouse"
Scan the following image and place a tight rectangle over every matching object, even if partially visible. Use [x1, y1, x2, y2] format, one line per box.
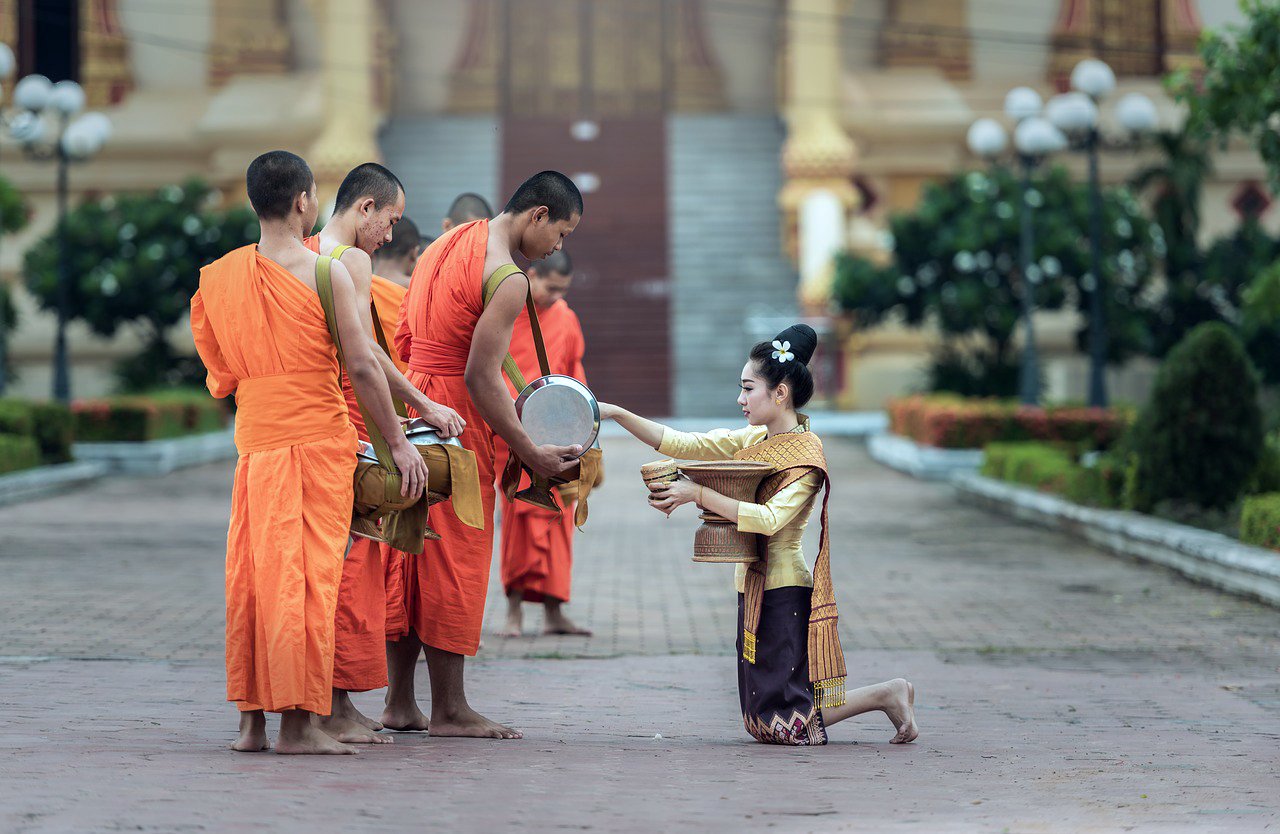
[658, 422, 823, 593]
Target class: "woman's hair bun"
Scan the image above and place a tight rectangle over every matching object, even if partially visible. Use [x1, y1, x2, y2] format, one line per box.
[774, 323, 818, 365]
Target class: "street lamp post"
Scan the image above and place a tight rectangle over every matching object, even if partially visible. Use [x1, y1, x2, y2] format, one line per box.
[0, 54, 111, 403]
[1046, 59, 1157, 408]
[967, 88, 1067, 406]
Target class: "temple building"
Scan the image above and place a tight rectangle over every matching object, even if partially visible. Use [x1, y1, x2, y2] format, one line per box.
[0, 0, 1269, 413]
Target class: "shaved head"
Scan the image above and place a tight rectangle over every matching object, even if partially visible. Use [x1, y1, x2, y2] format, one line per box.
[246, 150, 313, 220]
[334, 162, 404, 215]
[529, 250, 572, 277]
[447, 193, 493, 225]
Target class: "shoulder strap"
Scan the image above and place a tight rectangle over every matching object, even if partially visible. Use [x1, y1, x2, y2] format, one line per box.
[482, 263, 551, 392]
[331, 244, 407, 420]
[314, 255, 402, 498]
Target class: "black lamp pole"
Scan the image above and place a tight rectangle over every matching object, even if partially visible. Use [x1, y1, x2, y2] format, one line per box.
[1017, 155, 1040, 406]
[1084, 128, 1107, 407]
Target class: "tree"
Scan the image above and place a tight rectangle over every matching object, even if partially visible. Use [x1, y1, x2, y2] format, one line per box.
[1129, 129, 1214, 357]
[0, 174, 31, 387]
[833, 166, 1159, 396]
[24, 180, 259, 391]
[1127, 322, 1262, 512]
[1173, 0, 1280, 193]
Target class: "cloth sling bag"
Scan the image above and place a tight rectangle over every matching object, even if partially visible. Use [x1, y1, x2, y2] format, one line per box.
[481, 264, 602, 528]
[314, 253, 419, 524]
[318, 249, 484, 553]
[734, 428, 847, 710]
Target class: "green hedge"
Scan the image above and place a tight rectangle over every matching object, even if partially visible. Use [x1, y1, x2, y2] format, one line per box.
[1240, 493, 1280, 550]
[983, 442, 1127, 509]
[0, 433, 41, 475]
[72, 390, 228, 443]
[0, 399, 75, 465]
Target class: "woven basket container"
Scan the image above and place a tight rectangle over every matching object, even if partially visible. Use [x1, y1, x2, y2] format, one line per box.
[678, 460, 775, 563]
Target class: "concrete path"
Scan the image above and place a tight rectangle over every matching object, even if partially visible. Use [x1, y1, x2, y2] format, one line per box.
[1, 436, 1277, 832]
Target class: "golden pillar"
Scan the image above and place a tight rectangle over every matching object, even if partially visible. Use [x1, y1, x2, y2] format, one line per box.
[305, 0, 384, 203]
[779, 0, 859, 312]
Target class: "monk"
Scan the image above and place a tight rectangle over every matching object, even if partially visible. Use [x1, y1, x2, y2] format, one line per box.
[191, 150, 428, 755]
[303, 163, 465, 745]
[383, 171, 584, 738]
[371, 215, 422, 288]
[441, 192, 493, 234]
[496, 250, 592, 638]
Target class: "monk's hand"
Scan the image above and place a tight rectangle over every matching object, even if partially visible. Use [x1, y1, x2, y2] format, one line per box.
[527, 443, 582, 479]
[648, 477, 697, 515]
[391, 440, 429, 499]
[415, 398, 467, 438]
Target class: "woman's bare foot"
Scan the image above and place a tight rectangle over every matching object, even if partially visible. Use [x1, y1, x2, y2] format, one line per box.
[380, 700, 430, 732]
[275, 712, 357, 755]
[431, 704, 522, 739]
[884, 679, 918, 744]
[317, 714, 394, 744]
[231, 710, 268, 752]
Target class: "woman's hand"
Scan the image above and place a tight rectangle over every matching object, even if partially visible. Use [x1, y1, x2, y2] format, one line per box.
[598, 402, 623, 421]
[647, 476, 700, 515]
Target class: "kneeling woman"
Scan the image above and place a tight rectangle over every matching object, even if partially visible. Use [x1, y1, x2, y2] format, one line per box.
[599, 325, 918, 746]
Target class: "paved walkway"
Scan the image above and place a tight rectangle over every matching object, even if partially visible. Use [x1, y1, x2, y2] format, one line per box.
[1, 436, 1278, 832]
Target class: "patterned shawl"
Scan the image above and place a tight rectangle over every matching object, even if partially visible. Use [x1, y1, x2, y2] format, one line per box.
[733, 428, 846, 709]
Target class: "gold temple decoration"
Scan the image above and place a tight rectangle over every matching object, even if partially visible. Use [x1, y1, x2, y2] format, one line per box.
[778, 0, 858, 308]
[0, 0, 132, 106]
[209, 0, 293, 87]
[306, 0, 384, 197]
[879, 0, 971, 81]
[1049, 0, 1201, 82]
[446, 0, 725, 117]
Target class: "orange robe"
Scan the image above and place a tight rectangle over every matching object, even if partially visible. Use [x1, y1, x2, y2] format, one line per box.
[386, 219, 496, 656]
[496, 300, 587, 603]
[191, 244, 356, 715]
[302, 236, 406, 693]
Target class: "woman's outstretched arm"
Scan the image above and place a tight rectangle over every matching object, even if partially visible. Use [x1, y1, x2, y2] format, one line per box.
[599, 403, 668, 450]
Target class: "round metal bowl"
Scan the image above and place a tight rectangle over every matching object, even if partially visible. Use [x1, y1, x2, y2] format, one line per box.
[402, 417, 464, 448]
[514, 374, 599, 459]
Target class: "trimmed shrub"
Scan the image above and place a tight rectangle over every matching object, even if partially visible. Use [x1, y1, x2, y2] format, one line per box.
[0, 399, 74, 465]
[0, 400, 35, 438]
[1128, 323, 1264, 512]
[71, 390, 227, 443]
[28, 401, 75, 464]
[1240, 493, 1280, 550]
[0, 433, 40, 475]
[983, 442, 1127, 509]
[889, 395, 1130, 450]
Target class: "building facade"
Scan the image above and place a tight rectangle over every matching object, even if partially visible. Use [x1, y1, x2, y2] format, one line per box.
[0, 0, 1268, 413]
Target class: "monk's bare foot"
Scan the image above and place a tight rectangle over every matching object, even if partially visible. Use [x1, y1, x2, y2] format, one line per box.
[500, 594, 524, 637]
[275, 713, 357, 755]
[885, 679, 918, 744]
[318, 714, 393, 744]
[431, 705, 522, 740]
[543, 612, 592, 636]
[380, 701, 430, 732]
[352, 707, 384, 732]
[331, 689, 384, 731]
[231, 710, 268, 752]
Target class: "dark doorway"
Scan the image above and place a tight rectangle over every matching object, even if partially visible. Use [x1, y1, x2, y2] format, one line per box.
[501, 118, 671, 414]
[19, 0, 80, 82]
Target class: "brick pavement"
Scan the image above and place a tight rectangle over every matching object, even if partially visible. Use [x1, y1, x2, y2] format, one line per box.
[0, 435, 1277, 831]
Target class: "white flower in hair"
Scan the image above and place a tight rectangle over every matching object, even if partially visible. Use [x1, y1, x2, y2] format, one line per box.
[771, 340, 794, 363]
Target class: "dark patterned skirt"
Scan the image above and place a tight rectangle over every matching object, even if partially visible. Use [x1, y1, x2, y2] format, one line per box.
[736, 586, 828, 745]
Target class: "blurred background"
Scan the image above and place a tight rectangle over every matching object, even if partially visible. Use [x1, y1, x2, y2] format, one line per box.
[0, 0, 1273, 418]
